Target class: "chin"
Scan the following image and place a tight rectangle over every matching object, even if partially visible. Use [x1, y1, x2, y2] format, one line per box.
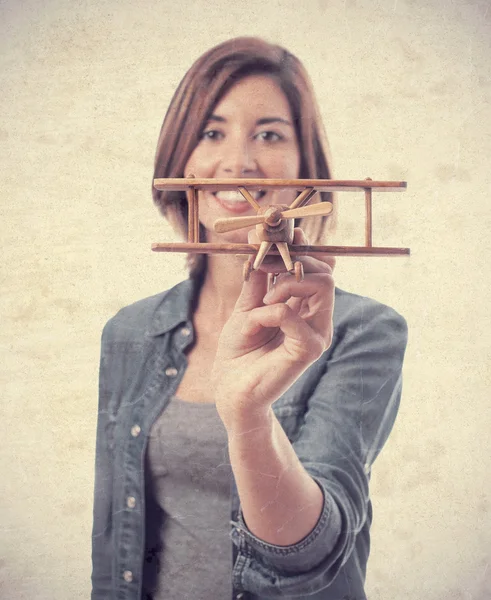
[218, 231, 251, 245]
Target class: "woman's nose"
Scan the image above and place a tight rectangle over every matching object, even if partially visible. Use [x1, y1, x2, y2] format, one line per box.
[218, 139, 257, 176]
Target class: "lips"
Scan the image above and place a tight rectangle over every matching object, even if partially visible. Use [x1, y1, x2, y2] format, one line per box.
[213, 190, 266, 214]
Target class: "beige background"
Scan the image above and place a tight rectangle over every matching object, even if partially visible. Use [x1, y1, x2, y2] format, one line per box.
[1, 0, 490, 598]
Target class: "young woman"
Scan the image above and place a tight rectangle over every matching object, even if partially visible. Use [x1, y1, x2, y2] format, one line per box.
[91, 37, 408, 600]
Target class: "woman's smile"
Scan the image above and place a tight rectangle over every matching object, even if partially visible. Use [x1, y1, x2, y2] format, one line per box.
[213, 190, 266, 214]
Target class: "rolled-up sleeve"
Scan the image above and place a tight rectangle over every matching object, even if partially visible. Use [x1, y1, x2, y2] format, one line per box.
[234, 294, 408, 596]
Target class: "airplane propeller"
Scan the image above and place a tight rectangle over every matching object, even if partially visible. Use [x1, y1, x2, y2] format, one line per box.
[214, 201, 334, 233]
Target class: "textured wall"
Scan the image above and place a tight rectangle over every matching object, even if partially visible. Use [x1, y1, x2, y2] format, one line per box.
[1, 0, 490, 598]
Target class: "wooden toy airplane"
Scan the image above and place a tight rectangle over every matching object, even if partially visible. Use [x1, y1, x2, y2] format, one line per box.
[152, 177, 409, 282]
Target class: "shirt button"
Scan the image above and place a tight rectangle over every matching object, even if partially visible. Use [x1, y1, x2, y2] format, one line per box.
[181, 326, 191, 336]
[165, 367, 178, 377]
[127, 496, 136, 509]
[130, 424, 141, 437]
[123, 570, 133, 583]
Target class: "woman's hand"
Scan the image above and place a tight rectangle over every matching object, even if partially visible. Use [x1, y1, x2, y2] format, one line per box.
[212, 228, 335, 431]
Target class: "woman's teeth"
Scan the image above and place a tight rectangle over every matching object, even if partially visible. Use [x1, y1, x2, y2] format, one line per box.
[215, 191, 263, 203]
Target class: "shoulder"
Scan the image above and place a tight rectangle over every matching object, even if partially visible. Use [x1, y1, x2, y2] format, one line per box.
[101, 291, 166, 342]
[332, 286, 408, 349]
[101, 279, 195, 344]
[334, 286, 407, 329]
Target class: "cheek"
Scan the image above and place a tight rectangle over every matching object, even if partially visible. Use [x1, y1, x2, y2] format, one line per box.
[292, 154, 301, 177]
[184, 148, 200, 176]
[268, 144, 301, 177]
[183, 154, 196, 177]
[184, 145, 216, 177]
[278, 150, 301, 177]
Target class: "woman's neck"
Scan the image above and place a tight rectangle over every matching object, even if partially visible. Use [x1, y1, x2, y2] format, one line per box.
[194, 253, 244, 326]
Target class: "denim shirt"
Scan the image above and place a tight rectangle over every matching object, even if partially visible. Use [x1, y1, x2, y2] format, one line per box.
[91, 277, 408, 600]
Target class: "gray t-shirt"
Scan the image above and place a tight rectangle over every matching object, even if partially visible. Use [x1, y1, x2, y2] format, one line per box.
[145, 396, 233, 599]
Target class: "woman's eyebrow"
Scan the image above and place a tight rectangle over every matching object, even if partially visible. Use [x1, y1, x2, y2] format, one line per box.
[206, 115, 226, 123]
[256, 117, 292, 126]
[206, 115, 292, 126]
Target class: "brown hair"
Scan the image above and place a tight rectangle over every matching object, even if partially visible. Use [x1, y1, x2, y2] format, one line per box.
[152, 37, 335, 276]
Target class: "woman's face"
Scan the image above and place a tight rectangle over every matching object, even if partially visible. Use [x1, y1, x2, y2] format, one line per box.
[184, 74, 301, 243]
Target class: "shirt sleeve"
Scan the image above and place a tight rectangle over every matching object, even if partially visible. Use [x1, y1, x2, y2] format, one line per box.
[233, 296, 408, 596]
[90, 320, 116, 600]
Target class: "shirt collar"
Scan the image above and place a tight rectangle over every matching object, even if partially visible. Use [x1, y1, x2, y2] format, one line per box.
[147, 277, 200, 336]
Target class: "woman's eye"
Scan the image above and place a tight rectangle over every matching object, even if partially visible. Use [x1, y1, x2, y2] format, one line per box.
[256, 131, 282, 142]
[200, 130, 222, 140]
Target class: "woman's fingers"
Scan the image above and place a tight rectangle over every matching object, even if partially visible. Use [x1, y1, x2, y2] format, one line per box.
[263, 273, 334, 306]
[235, 226, 336, 314]
[263, 275, 334, 339]
[241, 303, 326, 361]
